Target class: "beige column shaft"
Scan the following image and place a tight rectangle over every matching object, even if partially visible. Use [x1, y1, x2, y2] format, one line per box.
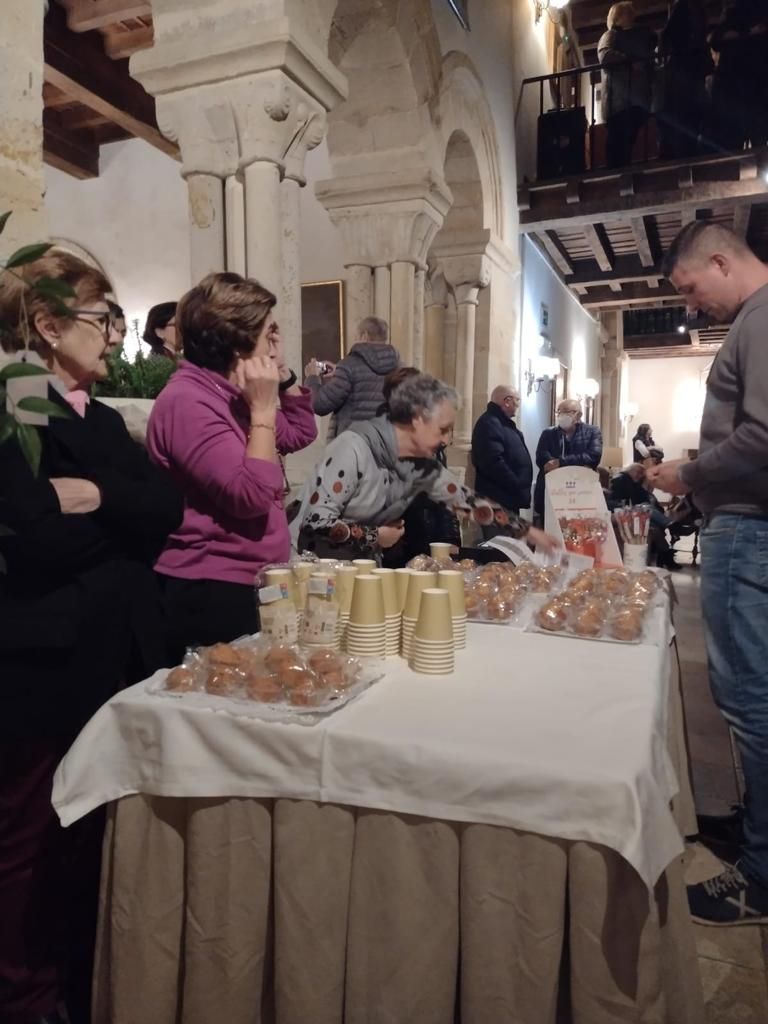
[412, 268, 426, 370]
[443, 295, 458, 386]
[0, 0, 46, 256]
[424, 303, 446, 379]
[244, 161, 282, 296]
[345, 264, 373, 350]
[225, 175, 246, 275]
[454, 284, 481, 445]
[280, 176, 303, 372]
[373, 265, 391, 322]
[390, 261, 416, 364]
[187, 173, 226, 282]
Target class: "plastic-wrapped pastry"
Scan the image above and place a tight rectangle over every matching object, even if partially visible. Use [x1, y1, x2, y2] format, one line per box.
[245, 672, 283, 702]
[536, 599, 568, 632]
[166, 666, 197, 692]
[530, 570, 553, 593]
[610, 608, 644, 642]
[206, 668, 242, 696]
[465, 592, 483, 619]
[571, 603, 604, 637]
[407, 554, 435, 572]
[457, 559, 477, 572]
[288, 680, 330, 707]
[569, 572, 596, 599]
[280, 665, 315, 691]
[601, 570, 632, 597]
[474, 578, 497, 601]
[265, 644, 299, 672]
[485, 595, 514, 621]
[207, 643, 246, 670]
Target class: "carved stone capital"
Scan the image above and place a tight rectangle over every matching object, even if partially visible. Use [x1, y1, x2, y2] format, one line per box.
[440, 252, 491, 293]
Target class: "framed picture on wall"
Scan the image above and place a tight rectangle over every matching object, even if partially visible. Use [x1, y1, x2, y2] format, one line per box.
[301, 281, 345, 371]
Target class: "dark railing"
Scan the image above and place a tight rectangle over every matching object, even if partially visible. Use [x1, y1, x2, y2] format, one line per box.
[517, 59, 659, 181]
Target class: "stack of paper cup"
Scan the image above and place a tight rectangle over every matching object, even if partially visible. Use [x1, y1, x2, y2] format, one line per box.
[430, 542, 454, 565]
[352, 558, 377, 573]
[394, 568, 411, 613]
[291, 562, 315, 627]
[346, 574, 386, 658]
[264, 568, 300, 632]
[401, 570, 437, 660]
[410, 589, 455, 675]
[334, 565, 360, 651]
[372, 568, 401, 657]
[300, 573, 340, 650]
[437, 569, 467, 650]
[317, 558, 342, 572]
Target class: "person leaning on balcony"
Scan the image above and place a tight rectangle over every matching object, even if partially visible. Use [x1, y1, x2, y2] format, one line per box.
[0, 250, 183, 1024]
[598, 1, 658, 168]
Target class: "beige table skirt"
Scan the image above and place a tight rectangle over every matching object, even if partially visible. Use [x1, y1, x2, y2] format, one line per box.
[93, 795, 704, 1024]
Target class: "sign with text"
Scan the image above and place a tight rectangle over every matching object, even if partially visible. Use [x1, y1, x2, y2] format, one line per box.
[544, 466, 622, 566]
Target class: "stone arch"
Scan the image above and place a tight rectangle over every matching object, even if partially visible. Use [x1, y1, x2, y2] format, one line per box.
[434, 52, 504, 240]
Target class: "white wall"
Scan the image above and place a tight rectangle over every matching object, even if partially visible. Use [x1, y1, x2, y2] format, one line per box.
[624, 355, 712, 463]
[44, 138, 191, 358]
[518, 236, 601, 451]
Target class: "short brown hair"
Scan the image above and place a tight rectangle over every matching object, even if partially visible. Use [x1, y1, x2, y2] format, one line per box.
[0, 249, 110, 354]
[178, 272, 276, 373]
[358, 316, 389, 342]
[662, 221, 750, 277]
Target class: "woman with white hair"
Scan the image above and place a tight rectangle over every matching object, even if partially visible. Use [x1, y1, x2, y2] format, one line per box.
[293, 368, 556, 560]
[599, 1, 657, 167]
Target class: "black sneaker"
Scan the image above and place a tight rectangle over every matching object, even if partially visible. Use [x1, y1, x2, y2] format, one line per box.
[688, 862, 768, 926]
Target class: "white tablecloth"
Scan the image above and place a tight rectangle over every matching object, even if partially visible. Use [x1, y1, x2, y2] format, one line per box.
[53, 614, 685, 889]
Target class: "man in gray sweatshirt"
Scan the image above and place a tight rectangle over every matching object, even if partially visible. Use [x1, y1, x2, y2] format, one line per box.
[649, 221, 768, 926]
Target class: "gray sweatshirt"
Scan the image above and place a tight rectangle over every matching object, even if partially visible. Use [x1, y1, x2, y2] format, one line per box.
[305, 342, 400, 439]
[681, 283, 768, 516]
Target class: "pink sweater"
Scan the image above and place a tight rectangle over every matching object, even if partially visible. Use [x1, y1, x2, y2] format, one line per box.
[147, 362, 317, 585]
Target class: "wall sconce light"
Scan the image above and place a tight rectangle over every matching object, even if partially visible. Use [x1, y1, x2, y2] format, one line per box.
[525, 355, 561, 395]
[582, 377, 600, 399]
[623, 400, 639, 423]
[534, 0, 569, 24]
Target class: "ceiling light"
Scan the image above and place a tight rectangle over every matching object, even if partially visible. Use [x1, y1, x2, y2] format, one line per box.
[677, 324, 686, 334]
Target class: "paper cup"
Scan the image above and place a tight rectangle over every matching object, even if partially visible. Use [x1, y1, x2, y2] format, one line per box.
[403, 571, 438, 620]
[333, 566, 359, 614]
[414, 589, 452, 642]
[371, 569, 400, 617]
[394, 569, 411, 612]
[437, 570, 467, 617]
[430, 543, 453, 560]
[352, 559, 377, 572]
[264, 568, 297, 603]
[349, 574, 385, 625]
[623, 544, 648, 571]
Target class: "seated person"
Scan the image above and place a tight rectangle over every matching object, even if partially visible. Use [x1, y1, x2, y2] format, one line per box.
[610, 464, 678, 569]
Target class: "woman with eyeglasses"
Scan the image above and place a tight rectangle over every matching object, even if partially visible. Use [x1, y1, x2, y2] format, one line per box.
[146, 271, 317, 662]
[0, 250, 183, 1024]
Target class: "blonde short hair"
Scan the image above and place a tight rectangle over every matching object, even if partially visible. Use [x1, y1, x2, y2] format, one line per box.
[357, 316, 389, 342]
[0, 249, 110, 354]
[607, 1, 635, 29]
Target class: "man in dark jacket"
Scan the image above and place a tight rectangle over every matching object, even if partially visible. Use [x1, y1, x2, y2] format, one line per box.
[534, 399, 603, 519]
[471, 386, 533, 537]
[304, 316, 400, 439]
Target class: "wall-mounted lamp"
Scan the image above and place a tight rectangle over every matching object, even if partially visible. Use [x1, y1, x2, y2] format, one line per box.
[623, 400, 639, 423]
[582, 377, 600, 399]
[534, 0, 570, 24]
[525, 355, 561, 395]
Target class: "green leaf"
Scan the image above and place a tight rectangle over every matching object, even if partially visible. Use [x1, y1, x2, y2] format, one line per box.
[16, 396, 72, 418]
[16, 422, 42, 477]
[0, 211, 11, 236]
[0, 413, 16, 446]
[0, 362, 51, 382]
[4, 242, 52, 269]
[34, 277, 76, 300]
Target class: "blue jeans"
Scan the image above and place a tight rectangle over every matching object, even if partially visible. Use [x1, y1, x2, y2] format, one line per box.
[700, 514, 768, 885]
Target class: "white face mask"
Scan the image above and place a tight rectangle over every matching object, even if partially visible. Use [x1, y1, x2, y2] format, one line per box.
[557, 414, 575, 430]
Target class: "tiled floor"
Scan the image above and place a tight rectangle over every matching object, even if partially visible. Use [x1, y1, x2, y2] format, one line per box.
[672, 538, 768, 1022]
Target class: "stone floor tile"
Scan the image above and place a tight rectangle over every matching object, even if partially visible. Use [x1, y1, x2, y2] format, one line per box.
[699, 958, 768, 1023]
[695, 924, 766, 971]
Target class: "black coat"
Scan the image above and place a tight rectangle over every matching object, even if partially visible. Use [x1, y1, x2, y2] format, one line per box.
[0, 393, 182, 739]
[471, 403, 533, 512]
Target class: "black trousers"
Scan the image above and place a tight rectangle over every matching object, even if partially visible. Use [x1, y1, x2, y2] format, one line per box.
[606, 106, 649, 168]
[162, 576, 260, 665]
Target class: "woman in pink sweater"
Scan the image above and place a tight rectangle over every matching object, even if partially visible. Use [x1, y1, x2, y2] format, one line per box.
[147, 272, 317, 660]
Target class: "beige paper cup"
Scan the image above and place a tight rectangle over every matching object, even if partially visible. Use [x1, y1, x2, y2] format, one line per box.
[403, 571, 437, 620]
[349, 574, 385, 625]
[334, 565, 360, 614]
[371, 568, 399, 617]
[264, 568, 297, 603]
[394, 569, 411, 612]
[414, 588, 453, 642]
[430, 542, 453, 560]
[291, 562, 315, 610]
[437, 570, 467, 617]
[352, 558, 377, 572]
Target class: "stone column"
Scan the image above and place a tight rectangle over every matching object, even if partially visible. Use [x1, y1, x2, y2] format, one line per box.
[424, 271, 448, 379]
[280, 174, 303, 370]
[187, 173, 226, 281]
[443, 291, 458, 386]
[374, 265, 391, 322]
[600, 311, 623, 447]
[453, 283, 481, 444]
[243, 160, 282, 295]
[412, 266, 426, 369]
[225, 175, 246, 275]
[0, 0, 47, 256]
[345, 264, 373, 347]
[390, 261, 416, 363]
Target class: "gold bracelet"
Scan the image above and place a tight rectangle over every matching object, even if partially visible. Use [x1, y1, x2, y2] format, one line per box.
[250, 422, 276, 433]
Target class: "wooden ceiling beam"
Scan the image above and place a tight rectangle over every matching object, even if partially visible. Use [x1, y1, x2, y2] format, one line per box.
[565, 254, 660, 289]
[43, 107, 99, 179]
[733, 205, 751, 238]
[61, 0, 153, 33]
[44, 4, 176, 159]
[534, 231, 574, 276]
[627, 344, 721, 359]
[104, 25, 154, 60]
[582, 222, 613, 271]
[583, 281, 682, 308]
[629, 216, 655, 267]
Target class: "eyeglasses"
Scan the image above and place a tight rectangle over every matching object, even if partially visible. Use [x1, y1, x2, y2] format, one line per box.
[69, 309, 115, 342]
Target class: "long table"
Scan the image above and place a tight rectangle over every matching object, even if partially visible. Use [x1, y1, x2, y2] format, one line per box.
[53, 617, 703, 1024]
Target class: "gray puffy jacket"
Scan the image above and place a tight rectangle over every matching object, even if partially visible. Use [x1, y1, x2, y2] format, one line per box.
[306, 342, 400, 438]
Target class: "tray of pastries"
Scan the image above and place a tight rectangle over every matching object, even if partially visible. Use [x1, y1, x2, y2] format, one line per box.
[147, 638, 384, 721]
[463, 561, 565, 626]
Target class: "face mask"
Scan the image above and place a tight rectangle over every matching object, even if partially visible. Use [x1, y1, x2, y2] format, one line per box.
[557, 414, 575, 430]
